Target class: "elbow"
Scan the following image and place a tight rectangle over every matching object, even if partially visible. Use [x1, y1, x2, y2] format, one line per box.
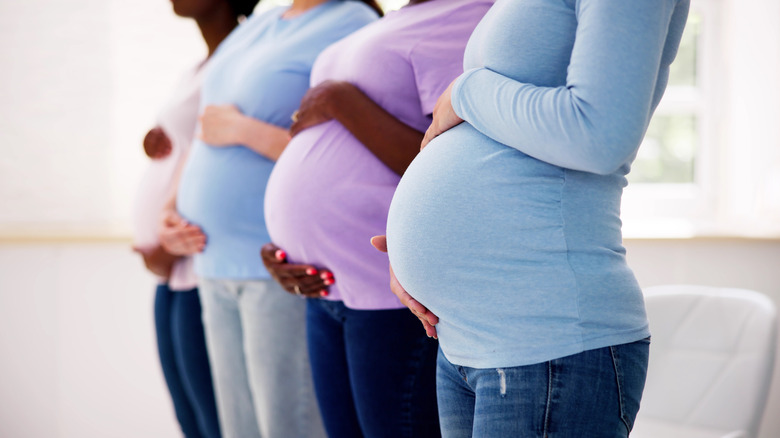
[575, 129, 642, 176]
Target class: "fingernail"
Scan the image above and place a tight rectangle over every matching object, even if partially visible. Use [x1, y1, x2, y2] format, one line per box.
[319, 290, 329, 297]
[324, 278, 334, 286]
[306, 268, 318, 275]
[275, 249, 286, 261]
[320, 272, 333, 280]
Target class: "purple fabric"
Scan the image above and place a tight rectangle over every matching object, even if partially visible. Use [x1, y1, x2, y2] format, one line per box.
[265, 0, 493, 310]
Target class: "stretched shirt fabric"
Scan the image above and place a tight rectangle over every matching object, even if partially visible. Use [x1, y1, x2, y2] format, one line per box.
[177, 1, 377, 279]
[133, 62, 205, 291]
[387, 0, 690, 368]
[265, 0, 493, 310]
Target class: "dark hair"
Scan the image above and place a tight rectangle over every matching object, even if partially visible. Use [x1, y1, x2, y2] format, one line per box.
[229, 0, 383, 19]
[355, 0, 384, 17]
[228, 0, 261, 18]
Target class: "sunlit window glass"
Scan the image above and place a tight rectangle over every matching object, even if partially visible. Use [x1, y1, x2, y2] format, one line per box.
[630, 12, 700, 184]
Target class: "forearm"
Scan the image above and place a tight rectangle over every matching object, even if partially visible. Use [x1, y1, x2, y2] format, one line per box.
[330, 85, 423, 176]
[234, 114, 290, 161]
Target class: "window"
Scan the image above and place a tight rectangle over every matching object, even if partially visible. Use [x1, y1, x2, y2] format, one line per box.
[629, 12, 700, 184]
[622, 0, 780, 239]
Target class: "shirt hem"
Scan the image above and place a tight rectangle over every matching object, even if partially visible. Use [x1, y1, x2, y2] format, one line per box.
[440, 326, 651, 369]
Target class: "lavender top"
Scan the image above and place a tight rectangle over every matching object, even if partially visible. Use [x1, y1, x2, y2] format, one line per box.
[265, 0, 493, 309]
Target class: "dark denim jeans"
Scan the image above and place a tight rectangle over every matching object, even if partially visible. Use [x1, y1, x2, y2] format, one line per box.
[437, 338, 650, 438]
[306, 299, 441, 438]
[154, 285, 221, 438]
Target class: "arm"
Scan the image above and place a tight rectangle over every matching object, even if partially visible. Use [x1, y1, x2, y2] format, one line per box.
[199, 104, 290, 161]
[290, 80, 423, 176]
[449, 0, 684, 175]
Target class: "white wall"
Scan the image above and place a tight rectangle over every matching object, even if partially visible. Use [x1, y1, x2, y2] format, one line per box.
[0, 238, 778, 438]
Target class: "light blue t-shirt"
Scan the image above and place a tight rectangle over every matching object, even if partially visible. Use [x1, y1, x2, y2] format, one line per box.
[177, 1, 377, 279]
[387, 0, 690, 368]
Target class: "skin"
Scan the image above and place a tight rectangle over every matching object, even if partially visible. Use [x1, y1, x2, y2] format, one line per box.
[290, 80, 424, 175]
[370, 235, 439, 338]
[260, 243, 334, 298]
[420, 78, 462, 150]
[139, 0, 238, 274]
[143, 126, 173, 159]
[197, 104, 290, 161]
[133, 243, 179, 278]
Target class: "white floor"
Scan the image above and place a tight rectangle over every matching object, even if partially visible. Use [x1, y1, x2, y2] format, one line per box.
[0, 238, 778, 437]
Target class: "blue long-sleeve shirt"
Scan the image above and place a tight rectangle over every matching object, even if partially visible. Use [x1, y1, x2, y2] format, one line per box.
[387, 0, 689, 368]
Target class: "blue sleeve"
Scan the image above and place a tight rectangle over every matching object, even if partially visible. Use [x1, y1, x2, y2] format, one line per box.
[451, 0, 685, 175]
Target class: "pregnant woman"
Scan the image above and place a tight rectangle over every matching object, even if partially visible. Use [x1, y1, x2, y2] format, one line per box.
[171, 1, 378, 437]
[262, 0, 492, 436]
[384, 0, 690, 436]
[131, 0, 249, 436]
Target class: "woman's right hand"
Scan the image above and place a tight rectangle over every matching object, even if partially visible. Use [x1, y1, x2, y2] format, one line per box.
[143, 126, 172, 159]
[290, 80, 355, 137]
[159, 209, 207, 256]
[260, 243, 334, 298]
[371, 235, 439, 339]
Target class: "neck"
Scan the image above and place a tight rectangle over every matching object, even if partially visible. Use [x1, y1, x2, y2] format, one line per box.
[195, 4, 238, 57]
[283, 0, 329, 18]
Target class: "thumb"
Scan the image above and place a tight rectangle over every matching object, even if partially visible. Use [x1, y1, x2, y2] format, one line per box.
[370, 235, 387, 253]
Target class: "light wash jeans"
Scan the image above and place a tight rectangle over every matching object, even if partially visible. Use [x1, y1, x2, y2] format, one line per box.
[437, 338, 650, 438]
[198, 278, 325, 438]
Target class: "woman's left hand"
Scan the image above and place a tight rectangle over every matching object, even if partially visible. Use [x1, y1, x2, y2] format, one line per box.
[260, 243, 334, 298]
[198, 104, 244, 147]
[143, 126, 173, 159]
[132, 244, 177, 278]
[421, 79, 463, 150]
[290, 80, 355, 137]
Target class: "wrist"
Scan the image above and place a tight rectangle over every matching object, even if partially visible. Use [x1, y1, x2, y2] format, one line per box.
[231, 112, 250, 146]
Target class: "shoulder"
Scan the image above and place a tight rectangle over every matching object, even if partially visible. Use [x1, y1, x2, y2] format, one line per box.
[407, 0, 492, 54]
[413, 0, 493, 37]
[434, 0, 494, 20]
[327, 0, 380, 23]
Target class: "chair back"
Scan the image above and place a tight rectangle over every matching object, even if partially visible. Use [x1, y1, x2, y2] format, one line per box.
[633, 285, 777, 438]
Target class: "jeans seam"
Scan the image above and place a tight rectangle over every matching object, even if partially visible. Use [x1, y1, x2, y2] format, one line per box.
[399, 335, 427, 438]
[543, 361, 553, 438]
[609, 345, 632, 434]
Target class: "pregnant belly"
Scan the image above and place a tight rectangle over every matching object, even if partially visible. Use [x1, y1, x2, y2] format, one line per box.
[265, 122, 399, 264]
[386, 124, 571, 313]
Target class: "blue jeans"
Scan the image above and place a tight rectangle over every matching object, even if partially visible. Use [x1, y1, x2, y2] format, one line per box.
[198, 278, 325, 438]
[307, 299, 441, 438]
[437, 338, 650, 438]
[154, 285, 220, 438]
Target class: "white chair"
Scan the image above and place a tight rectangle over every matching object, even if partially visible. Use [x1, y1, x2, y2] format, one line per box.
[632, 285, 777, 438]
